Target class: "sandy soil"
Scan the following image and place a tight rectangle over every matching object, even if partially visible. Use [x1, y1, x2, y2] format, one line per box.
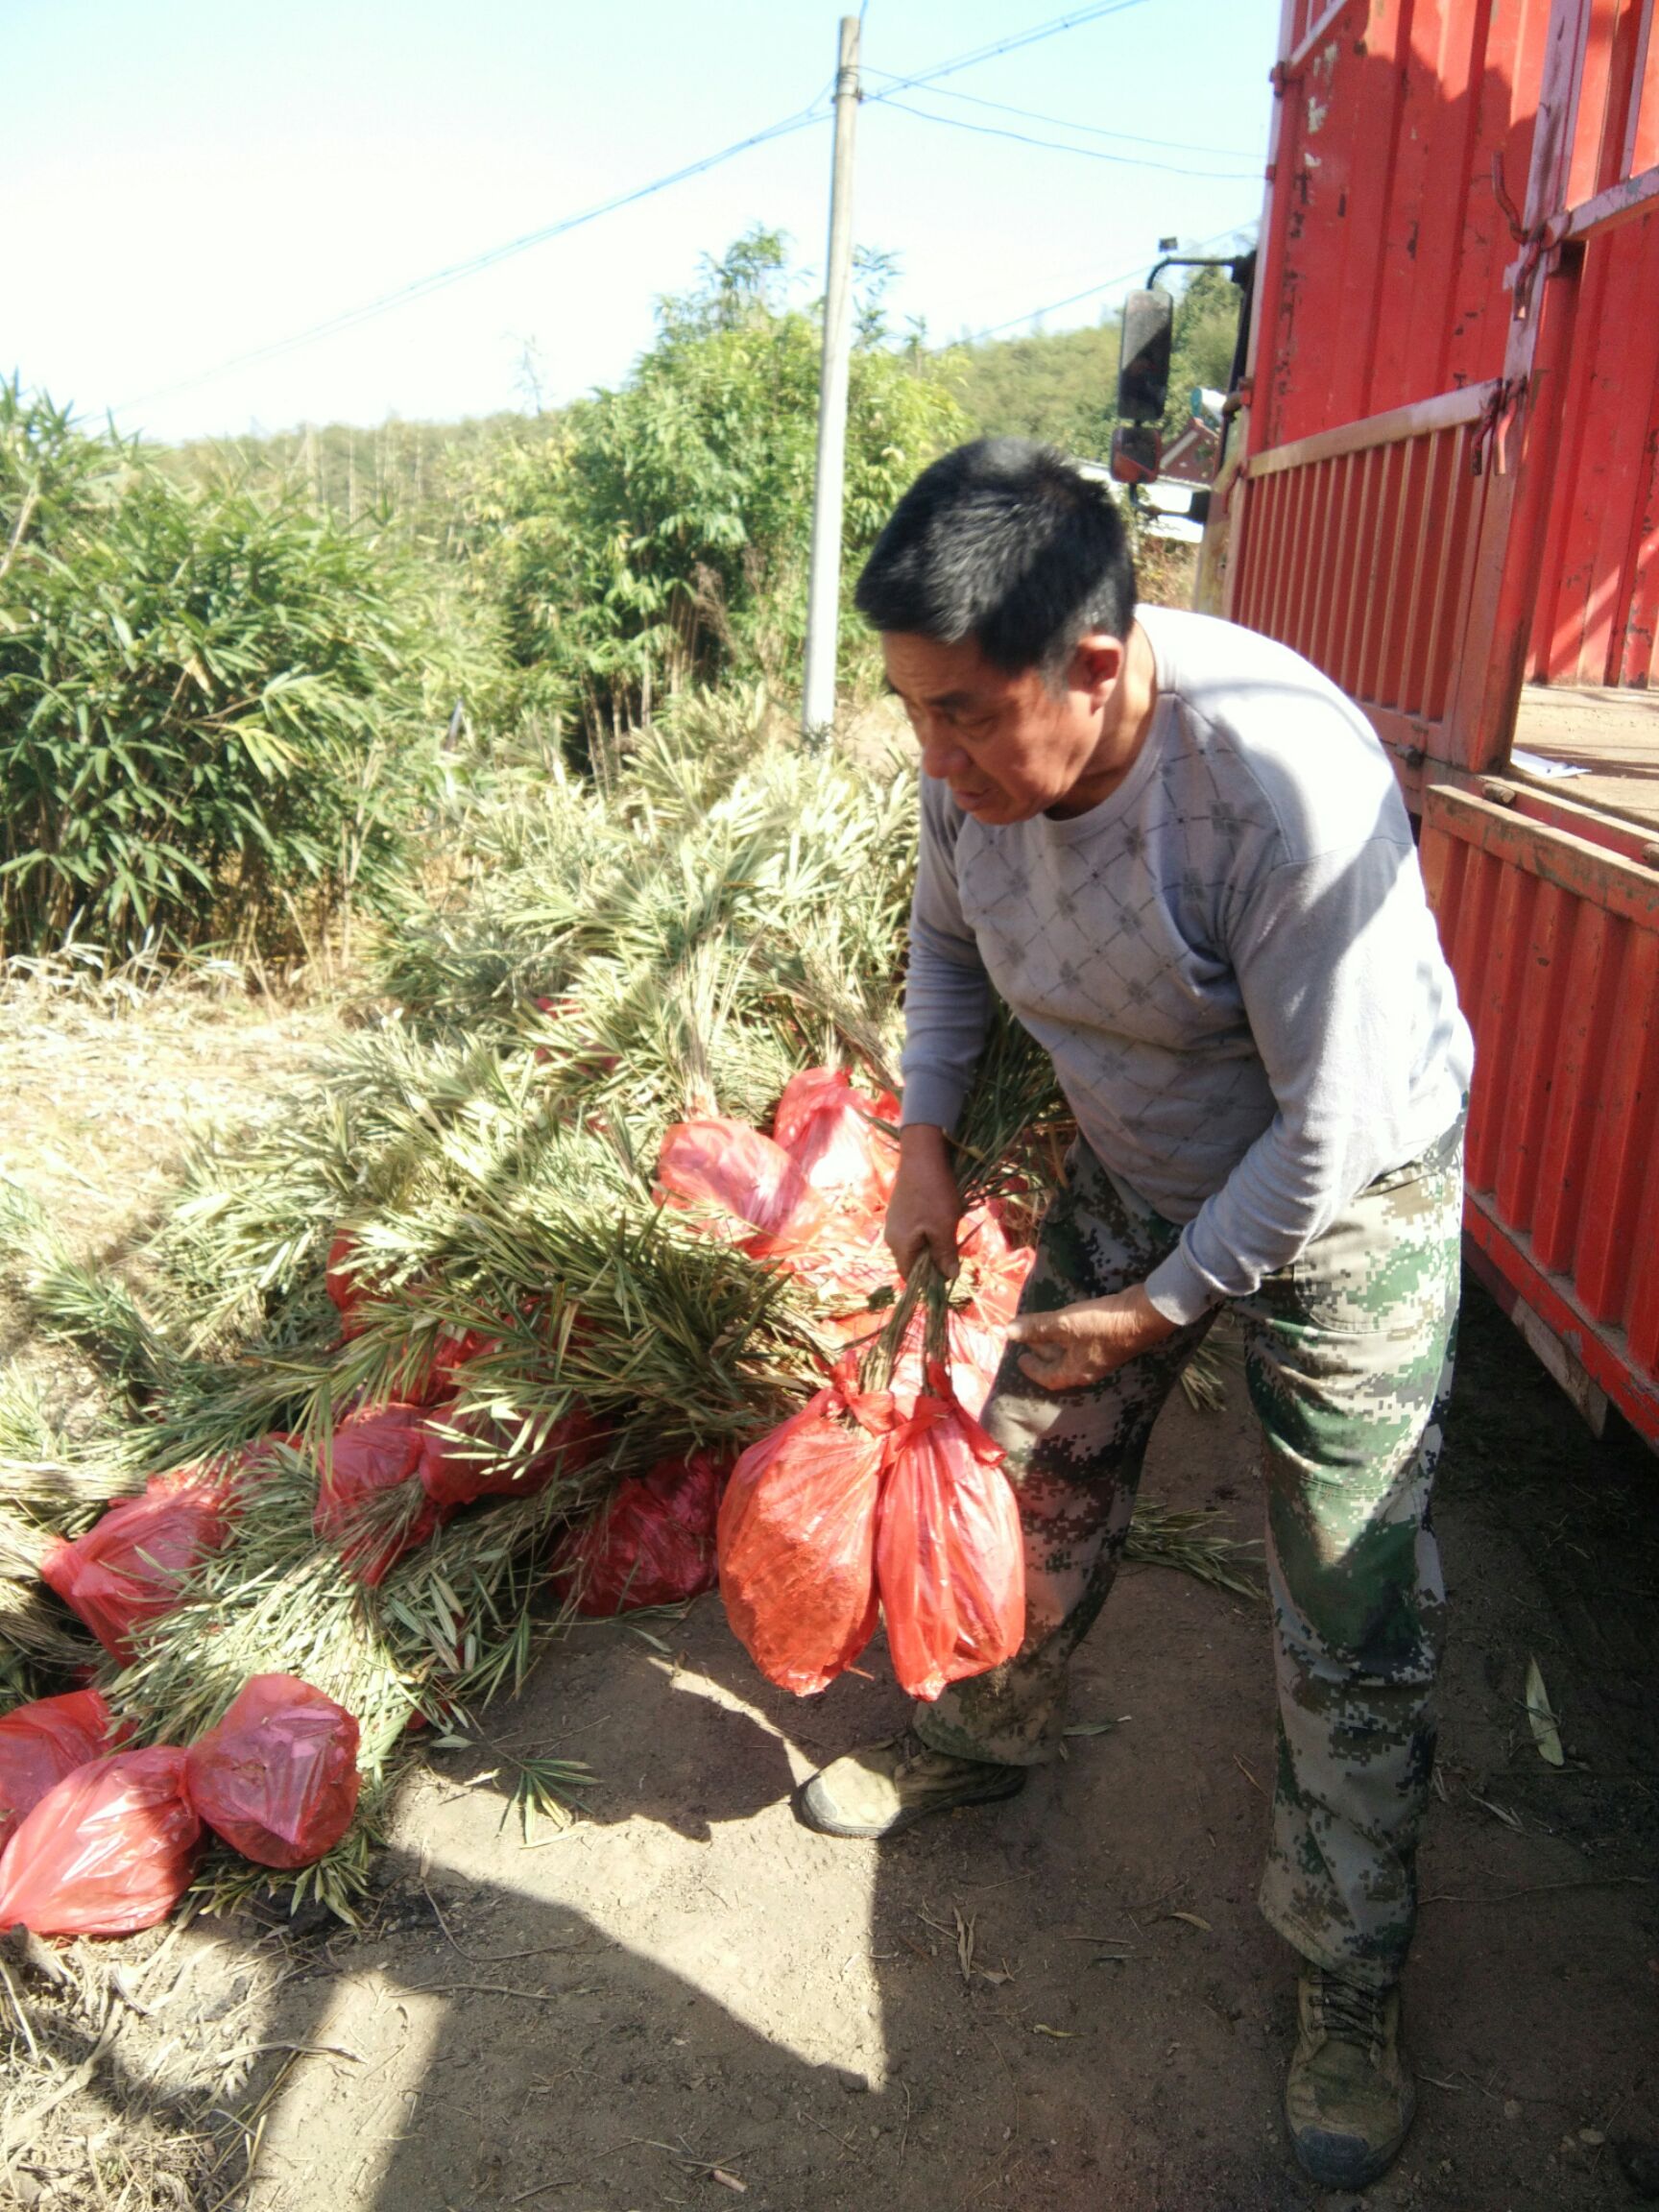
[0, 995, 1656, 2211]
[218, 1297, 1657, 2212]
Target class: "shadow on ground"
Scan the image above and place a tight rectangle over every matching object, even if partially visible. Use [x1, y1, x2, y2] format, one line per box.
[209, 1275, 1659, 2212]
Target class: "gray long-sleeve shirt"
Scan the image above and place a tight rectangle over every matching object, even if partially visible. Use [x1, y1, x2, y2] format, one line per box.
[902, 605, 1474, 1325]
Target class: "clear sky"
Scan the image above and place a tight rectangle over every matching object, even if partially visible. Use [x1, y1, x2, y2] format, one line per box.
[9, 1, 1281, 445]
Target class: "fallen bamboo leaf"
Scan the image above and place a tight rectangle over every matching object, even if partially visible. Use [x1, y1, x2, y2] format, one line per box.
[1525, 1655, 1565, 1767]
[1062, 1719, 1118, 1738]
[1469, 1792, 1524, 1832]
[1168, 1911, 1212, 1932]
[1033, 2024, 1078, 2039]
[953, 1905, 977, 1985]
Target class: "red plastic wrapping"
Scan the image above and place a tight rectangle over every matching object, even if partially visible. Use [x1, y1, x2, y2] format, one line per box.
[213, 1432, 298, 1489]
[894, 1240, 1038, 1415]
[772, 1069, 900, 1215]
[41, 1479, 233, 1662]
[0, 1746, 201, 1936]
[550, 1448, 729, 1615]
[655, 1119, 830, 1255]
[422, 1326, 499, 1404]
[717, 1365, 897, 1695]
[325, 1230, 368, 1338]
[313, 1405, 440, 1585]
[0, 1692, 127, 1848]
[876, 1368, 1025, 1703]
[532, 994, 619, 1074]
[419, 1400, 600, 1510]
[184, 1673, 361, 1869]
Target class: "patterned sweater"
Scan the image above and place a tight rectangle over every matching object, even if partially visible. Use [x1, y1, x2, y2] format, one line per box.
[901, 605, 1474, 1325]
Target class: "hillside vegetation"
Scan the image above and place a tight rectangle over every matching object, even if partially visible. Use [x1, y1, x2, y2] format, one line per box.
[3, 232, 1242, 963]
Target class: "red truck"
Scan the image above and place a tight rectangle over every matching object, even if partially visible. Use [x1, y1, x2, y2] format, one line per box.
[1126, 0, 1659, 1448]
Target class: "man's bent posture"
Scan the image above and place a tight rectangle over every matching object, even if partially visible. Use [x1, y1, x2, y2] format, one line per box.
[795, 440, 1473, 2193]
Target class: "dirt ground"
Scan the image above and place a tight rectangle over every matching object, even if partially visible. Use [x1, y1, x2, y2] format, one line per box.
[1, 994, 1657, 2212]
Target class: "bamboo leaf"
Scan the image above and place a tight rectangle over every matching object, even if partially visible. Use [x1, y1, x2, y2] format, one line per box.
[1526, 1654, 1565, 1767]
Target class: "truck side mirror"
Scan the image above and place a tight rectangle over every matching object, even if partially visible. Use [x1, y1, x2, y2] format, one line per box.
[1110, 422, 1162, 486]
[1118, 288, 1174, 424]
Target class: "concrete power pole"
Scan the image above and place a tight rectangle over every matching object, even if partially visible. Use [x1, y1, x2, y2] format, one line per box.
[801, 13, 860, 744]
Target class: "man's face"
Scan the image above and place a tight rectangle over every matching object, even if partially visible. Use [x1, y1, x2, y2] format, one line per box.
[881, 629, 1124, 826]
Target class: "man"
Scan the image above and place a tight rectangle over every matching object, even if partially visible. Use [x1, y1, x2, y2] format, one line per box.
[794, 439, 1474, 2192]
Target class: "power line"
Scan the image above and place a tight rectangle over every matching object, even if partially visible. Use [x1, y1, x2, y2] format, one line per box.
[113, 0, 1169, 420]
[113, 97, 833, 417]
[867, 0, 1155, 101]
[863, 71, 1261, 160]
[876, 96, 1262, 179]
[955, 221, 1257, 346]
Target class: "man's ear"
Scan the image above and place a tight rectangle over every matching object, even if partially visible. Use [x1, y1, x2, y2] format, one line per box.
[1071, 631, 1126, 701]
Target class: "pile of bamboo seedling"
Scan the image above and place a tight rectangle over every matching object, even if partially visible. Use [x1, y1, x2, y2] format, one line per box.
[0, 691, 1251, 1920]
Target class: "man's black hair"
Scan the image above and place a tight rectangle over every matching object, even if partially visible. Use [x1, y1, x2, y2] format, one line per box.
[854, 437, 1137, 681]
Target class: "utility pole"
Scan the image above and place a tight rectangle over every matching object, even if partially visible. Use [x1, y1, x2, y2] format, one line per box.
[801, 13, 860, 744]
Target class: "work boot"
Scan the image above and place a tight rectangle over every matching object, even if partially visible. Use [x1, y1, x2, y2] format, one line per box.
[794, 1729, 1025, 1839]
[1285, 1961, 1416, 2190]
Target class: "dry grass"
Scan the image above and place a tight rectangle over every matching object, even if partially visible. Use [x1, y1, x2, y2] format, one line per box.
[0, 964, 345, 1451]
[0, 969, 347, 2205]
[0, 962, 343, 1258]
[0, 1911, 296, 2210]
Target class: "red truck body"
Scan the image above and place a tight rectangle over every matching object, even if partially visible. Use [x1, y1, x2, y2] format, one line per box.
[1217, 0, 1659, 1444]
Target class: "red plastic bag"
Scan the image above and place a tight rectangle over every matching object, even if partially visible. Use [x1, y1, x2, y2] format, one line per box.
[876, 1367, 1025, 1702]
[772, 1069, 900, 1215]
[325, 1230, 369, 1338]
[782, 1216, 901, 1312]
[313, 1405, 440, 1585]
[532, 995, 618, 1075]
[655, 1119, 830, 1256]
[184, 1674, 361, 1869]
[211, 1433, 298, 1489]
[898, 1240, 1038, 1414]
[0, 1692, 127, 1848]
[717, 1364, 897, 1695]
[419, 1399, 600, 1510]
[550, 1448, 729, 1616]
[42, 1479, 233, 1662]
[0, 1746, 201, 1936]
[421, 1326, 499, 1405]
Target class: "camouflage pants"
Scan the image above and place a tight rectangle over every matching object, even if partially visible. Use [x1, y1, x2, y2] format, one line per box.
[916, 1128, 1463, 1988]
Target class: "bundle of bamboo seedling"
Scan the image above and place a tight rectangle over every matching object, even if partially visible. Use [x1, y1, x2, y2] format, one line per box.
[0, 691, 1251, 1923]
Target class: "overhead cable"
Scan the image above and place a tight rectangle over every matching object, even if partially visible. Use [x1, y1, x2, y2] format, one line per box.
[876, 97, 1262, 179]
[866, 0, 1154, 101]
[114, 0, 1180, 416]
[958, 220, 1258, 346]
[862, 71, 1262, 160]
[114, 97, 832, 415]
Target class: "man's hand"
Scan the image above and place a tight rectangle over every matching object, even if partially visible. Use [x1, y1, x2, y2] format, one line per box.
[1005, 1285, 1179, 1390]
[884, 1123, 963, 1281]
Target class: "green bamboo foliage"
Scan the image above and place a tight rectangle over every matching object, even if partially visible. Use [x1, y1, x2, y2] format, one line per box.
[0, 621, 1253, 1915]
[0, 381, 447, 958]
[451, 228, 969, 747]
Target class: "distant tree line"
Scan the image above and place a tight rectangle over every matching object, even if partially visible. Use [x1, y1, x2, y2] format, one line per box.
[1, 232, 1247, 961]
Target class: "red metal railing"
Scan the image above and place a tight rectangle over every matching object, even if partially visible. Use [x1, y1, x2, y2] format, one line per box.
[1228, 385, 1497, 783]
[1518, 0, 1659, 689]
[1284, 0, 1349, 66]
[1422, 781, 1659, 1437]
[1232, 0, 1659, 1445]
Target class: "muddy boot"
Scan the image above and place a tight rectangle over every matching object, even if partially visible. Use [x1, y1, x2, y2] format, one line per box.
[1285, 1961, 1416, 2190]
[794, 1729, 1025, 1839]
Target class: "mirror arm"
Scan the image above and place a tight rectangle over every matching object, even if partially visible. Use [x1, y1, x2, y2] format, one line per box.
[1145, 250, 1254, 291]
